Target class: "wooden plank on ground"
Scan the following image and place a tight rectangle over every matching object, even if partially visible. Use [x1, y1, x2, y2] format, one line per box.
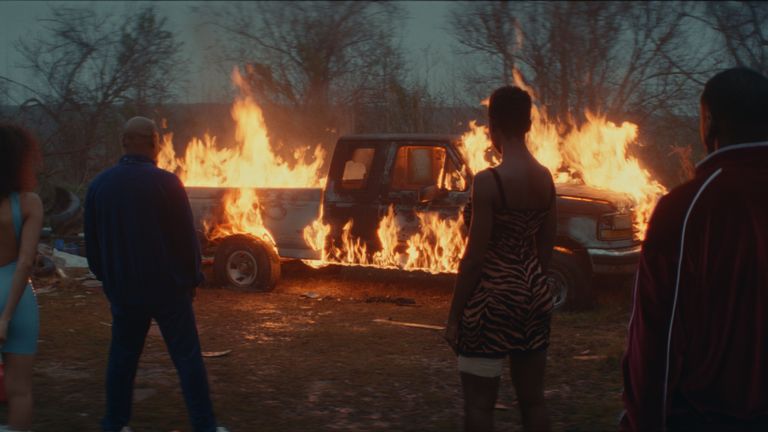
[373, 318, 445, 331]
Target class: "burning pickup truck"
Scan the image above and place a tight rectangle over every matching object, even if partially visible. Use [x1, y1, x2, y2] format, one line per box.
[186, 133, 640, 310]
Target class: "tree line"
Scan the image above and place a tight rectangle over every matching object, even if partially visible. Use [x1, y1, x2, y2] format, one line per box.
[0, 1, 766, 195]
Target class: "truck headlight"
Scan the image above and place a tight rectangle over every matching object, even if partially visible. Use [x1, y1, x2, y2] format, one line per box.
[598, 213, 634, 241]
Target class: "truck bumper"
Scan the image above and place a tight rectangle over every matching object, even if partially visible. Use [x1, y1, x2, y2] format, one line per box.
[587, 245, 641, 275]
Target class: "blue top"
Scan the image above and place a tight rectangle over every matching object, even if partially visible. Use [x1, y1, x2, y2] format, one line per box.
[84, 154, 203, 305]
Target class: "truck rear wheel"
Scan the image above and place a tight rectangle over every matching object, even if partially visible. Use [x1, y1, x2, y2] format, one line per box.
[213, 235, 280, 291]
[547, 251, 593, 311]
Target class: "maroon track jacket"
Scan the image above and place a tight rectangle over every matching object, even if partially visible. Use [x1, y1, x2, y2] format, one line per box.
[622, 142, 768, 430]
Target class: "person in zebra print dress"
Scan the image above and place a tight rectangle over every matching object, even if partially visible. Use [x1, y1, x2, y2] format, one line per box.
[446, 86, 557, 432]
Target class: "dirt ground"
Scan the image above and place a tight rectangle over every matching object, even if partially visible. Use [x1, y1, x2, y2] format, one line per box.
[1, 263, 633, 432]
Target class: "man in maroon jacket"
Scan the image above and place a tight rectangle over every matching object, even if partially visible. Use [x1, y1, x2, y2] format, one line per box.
[622, 67, 768, 430]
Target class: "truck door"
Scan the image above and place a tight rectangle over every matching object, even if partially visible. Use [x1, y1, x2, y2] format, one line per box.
[323, 140, 385, 251]
[382, 143, 470, 246]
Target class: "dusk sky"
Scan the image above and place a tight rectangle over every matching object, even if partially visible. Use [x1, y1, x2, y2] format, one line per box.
[0, 1, 456, 104]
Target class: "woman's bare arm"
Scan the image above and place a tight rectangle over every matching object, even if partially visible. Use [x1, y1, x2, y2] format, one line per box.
[0, 193, 43, 327]
[536, 179, 557, 272]
[447, 172, 495, 325]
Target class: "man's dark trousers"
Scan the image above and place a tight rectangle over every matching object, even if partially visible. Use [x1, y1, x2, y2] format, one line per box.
[100, 294, 217, 432]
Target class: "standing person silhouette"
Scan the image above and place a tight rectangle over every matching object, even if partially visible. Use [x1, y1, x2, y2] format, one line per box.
[0, 124, 42, 432]
[622, 68, 768, 430]
[446, 86, 557, 432]
[84, 117, 228, 432]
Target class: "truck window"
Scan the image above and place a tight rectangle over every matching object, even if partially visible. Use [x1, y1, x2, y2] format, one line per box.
[440, 157, 468, 191]
[392, 146, 446, 191]
[341, 147, 375, 190]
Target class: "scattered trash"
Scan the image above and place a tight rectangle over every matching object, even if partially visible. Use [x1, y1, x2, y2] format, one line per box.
[302, 292, 320, 299]
[99, 322, 112, 327]
[75, 272, 97, 281]
[82, 280, 102, 288]
[573, 355, 607, 361]
[73, 295, 87, 299]
[35, 285, 57, 295]
[579, 349, 591, 355]
[51, 249, 89, 269]
[37, 243, 54, 256]
[365, 296, 416, 306]
[33, 255, 56, 277]
[202, 349, 232, 358]
[373, 318, 444, 331]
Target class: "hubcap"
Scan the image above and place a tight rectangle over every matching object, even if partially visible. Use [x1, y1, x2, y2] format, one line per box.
[227, 250, 258, 287]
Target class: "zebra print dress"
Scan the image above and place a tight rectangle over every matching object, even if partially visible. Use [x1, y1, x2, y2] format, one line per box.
[458, 169, 554, 357]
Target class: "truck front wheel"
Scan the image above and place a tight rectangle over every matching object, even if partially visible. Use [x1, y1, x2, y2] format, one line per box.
[546, 251, 593, 311]
[213, 235, 280, 291]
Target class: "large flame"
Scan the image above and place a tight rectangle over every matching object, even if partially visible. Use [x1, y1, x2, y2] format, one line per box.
[159, 69, 326, 247]
[160, 70, 326, 189]
[162, 67, 666, 276]
[454, 71, 666, 237]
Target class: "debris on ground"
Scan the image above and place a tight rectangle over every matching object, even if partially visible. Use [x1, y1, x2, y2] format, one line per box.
[202, 350, 232, 358]
[51, 249, 89, 269]
[573, 355, 608, 361]
[35, 285, 58, 295]
[365, 296, 416, 306]
[82, 280, 102, 288]
[302, 292, 320, 299]
[75, 273, 97, 281]
[373, 318, 444, 331]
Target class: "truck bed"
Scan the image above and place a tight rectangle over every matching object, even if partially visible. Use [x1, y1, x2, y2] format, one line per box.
[186, 187, 323, 260]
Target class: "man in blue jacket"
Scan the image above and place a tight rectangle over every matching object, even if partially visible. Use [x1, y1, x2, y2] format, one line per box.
[85, 117, 225, 432]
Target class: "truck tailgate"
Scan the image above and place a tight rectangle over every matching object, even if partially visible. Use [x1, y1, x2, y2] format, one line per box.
[186, 187, 323, 260]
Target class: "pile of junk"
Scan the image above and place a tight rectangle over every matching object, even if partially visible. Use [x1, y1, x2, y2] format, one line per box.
[34, 187, 90, 277]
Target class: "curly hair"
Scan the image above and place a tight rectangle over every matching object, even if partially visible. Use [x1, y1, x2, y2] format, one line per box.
[0, 123, 42, 200]
[488, 85, 532, 138]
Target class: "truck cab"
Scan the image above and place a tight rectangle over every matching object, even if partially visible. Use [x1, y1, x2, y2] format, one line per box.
[323, 134, 640, 308]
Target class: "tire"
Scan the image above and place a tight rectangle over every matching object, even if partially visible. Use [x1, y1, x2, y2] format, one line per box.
[213, 235, 281, 291]
[546, 251, 593, 311]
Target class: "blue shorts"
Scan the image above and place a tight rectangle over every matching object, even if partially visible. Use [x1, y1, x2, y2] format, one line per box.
[0, 262, 39, 355]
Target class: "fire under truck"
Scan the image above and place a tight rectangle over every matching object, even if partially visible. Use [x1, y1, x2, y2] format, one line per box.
[187, 134, 640, 310]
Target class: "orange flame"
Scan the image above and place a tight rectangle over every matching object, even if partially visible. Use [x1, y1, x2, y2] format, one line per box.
[162, 66, 665, 277]
[159, 68, 327, 247]
[451, 70, 667, 238]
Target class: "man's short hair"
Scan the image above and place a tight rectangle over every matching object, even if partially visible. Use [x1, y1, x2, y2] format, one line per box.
[488, 86, 532, 138]
[701, 67, 768, 146]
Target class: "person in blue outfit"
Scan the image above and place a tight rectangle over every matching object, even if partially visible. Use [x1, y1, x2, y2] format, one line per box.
[0, 123, 43, 431]
[84, 117, 227, 432]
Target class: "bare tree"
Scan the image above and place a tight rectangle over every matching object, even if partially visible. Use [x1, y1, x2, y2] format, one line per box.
[450, 1, 699, 125]
[698, 1, 768, 73]
[200, 1, 433, 149]
[0, 6, 186, 193]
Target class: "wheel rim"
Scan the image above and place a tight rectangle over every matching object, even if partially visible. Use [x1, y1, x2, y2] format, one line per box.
[226, 250, 258, 287]
[547, 269, 568, 310]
